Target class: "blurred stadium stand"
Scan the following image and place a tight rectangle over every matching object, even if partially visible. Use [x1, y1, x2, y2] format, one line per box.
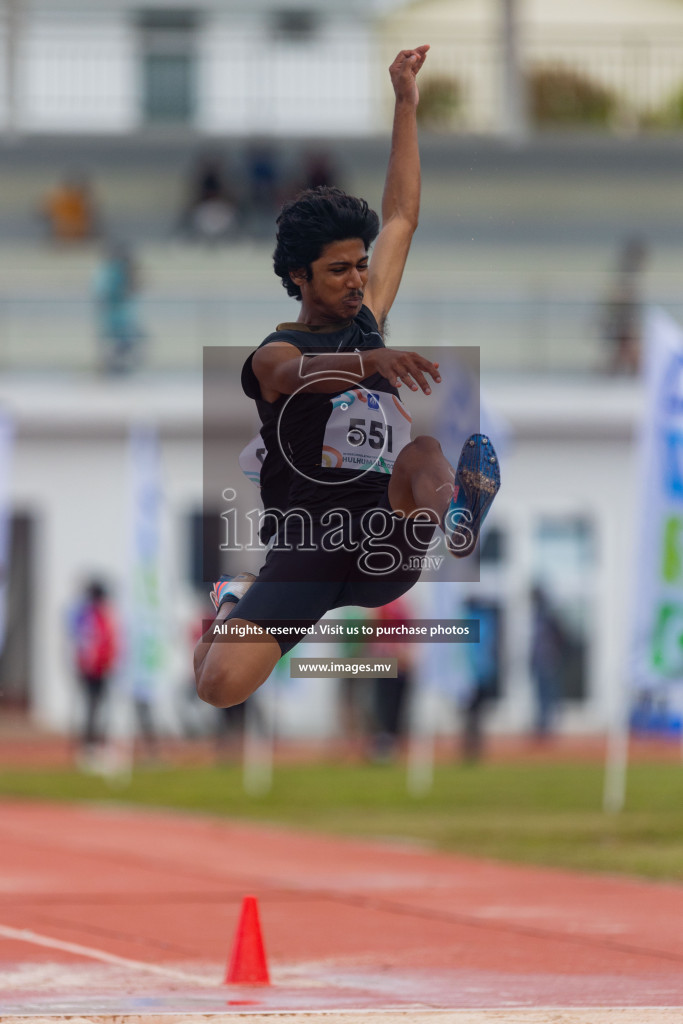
[0, 136, 682, 373]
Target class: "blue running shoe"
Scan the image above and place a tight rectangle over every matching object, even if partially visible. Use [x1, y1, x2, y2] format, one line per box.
[210, 572, 256, 612]
[444, 434, 500, 558]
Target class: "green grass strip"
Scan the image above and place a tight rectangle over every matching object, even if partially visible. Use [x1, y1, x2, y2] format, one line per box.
[2, 760, 683, 881]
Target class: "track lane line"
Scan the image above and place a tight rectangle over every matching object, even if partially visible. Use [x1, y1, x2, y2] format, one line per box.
[0, 923, 212, 985]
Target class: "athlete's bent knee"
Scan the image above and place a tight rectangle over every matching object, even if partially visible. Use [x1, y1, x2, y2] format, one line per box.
[411, 434, 442, 454]
[195, 660, 252, 709]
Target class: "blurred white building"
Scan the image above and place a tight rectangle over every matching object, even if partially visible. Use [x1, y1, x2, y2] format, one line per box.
[3, 0, 683, 136]
[0, 0, 406, 136]
[0, 370, 638, 740]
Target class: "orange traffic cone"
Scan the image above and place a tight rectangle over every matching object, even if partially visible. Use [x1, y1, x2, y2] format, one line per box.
[224, 895, 270, 985]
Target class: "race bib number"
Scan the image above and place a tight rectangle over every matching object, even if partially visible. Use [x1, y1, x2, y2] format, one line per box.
[239, 434, 267, 488]
[321, 388, 412, 474]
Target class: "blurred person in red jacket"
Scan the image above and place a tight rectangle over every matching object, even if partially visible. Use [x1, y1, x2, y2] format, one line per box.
[68, 580, 119, 759]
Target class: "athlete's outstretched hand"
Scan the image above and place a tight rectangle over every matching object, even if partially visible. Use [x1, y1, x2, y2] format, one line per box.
[389, 45, 430, 107]
[367, 347, 441, 396]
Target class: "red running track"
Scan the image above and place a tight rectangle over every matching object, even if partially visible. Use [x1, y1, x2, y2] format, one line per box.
[1, 799, 683, 1014]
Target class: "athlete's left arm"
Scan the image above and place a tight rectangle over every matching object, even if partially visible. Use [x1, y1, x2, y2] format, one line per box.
[363, 44, 429, 334]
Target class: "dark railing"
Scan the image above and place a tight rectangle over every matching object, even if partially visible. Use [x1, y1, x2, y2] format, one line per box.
[0, 284, 673, 374]
[1, 23, 683, 134]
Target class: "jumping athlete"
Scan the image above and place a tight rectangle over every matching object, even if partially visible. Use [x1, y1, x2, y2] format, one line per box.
[195, 45, 500, 709]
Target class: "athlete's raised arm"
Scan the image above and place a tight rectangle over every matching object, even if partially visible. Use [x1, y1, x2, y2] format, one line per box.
[363, 44, 429, 333]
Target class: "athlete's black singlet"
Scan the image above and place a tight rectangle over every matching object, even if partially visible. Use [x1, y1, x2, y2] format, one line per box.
[240, 306, 413, 525]
[228, 305, 434, 655]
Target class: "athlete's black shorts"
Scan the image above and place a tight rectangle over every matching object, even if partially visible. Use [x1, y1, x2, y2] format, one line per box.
[225, 487, 437, 654]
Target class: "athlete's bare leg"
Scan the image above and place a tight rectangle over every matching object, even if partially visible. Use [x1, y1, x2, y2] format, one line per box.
[194, 435, 482, 707]
[193, 436, 448, 710]
[388, 434, 454, 522]
[194, 602, 280, 708]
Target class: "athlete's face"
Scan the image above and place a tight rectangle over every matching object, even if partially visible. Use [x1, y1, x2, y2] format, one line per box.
[291, 238, 369, 324]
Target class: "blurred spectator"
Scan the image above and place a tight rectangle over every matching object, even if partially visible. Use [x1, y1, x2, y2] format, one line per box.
[530, 585, 569, 739]
[461, 603, 498, 762]
[245, 142, 281, 232]
[132, 679, 158, 762]
[179, 150, 237, 243]
[336, 607, 372, 757]
[216, 697, 269, 761]
[93, 241, 145, 373]
[302, 149, 338, 192]
[601, 236, 648, 375]
[369, 596, 413, 762]
[216, 702, 247, 757]
[67, 580, 119, 764]
[178, 606, 213, 738]
[41, 173, 99, 243]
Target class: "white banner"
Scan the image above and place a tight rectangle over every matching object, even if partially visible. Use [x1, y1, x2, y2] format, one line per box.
[126, 425, 164, 704]
[632, 308, 683, 695]
[435, 352, 511, 465]
[0, 412, 14, 657]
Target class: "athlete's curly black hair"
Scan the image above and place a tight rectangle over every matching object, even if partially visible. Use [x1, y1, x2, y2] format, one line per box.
[273, 186, 380, 300]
